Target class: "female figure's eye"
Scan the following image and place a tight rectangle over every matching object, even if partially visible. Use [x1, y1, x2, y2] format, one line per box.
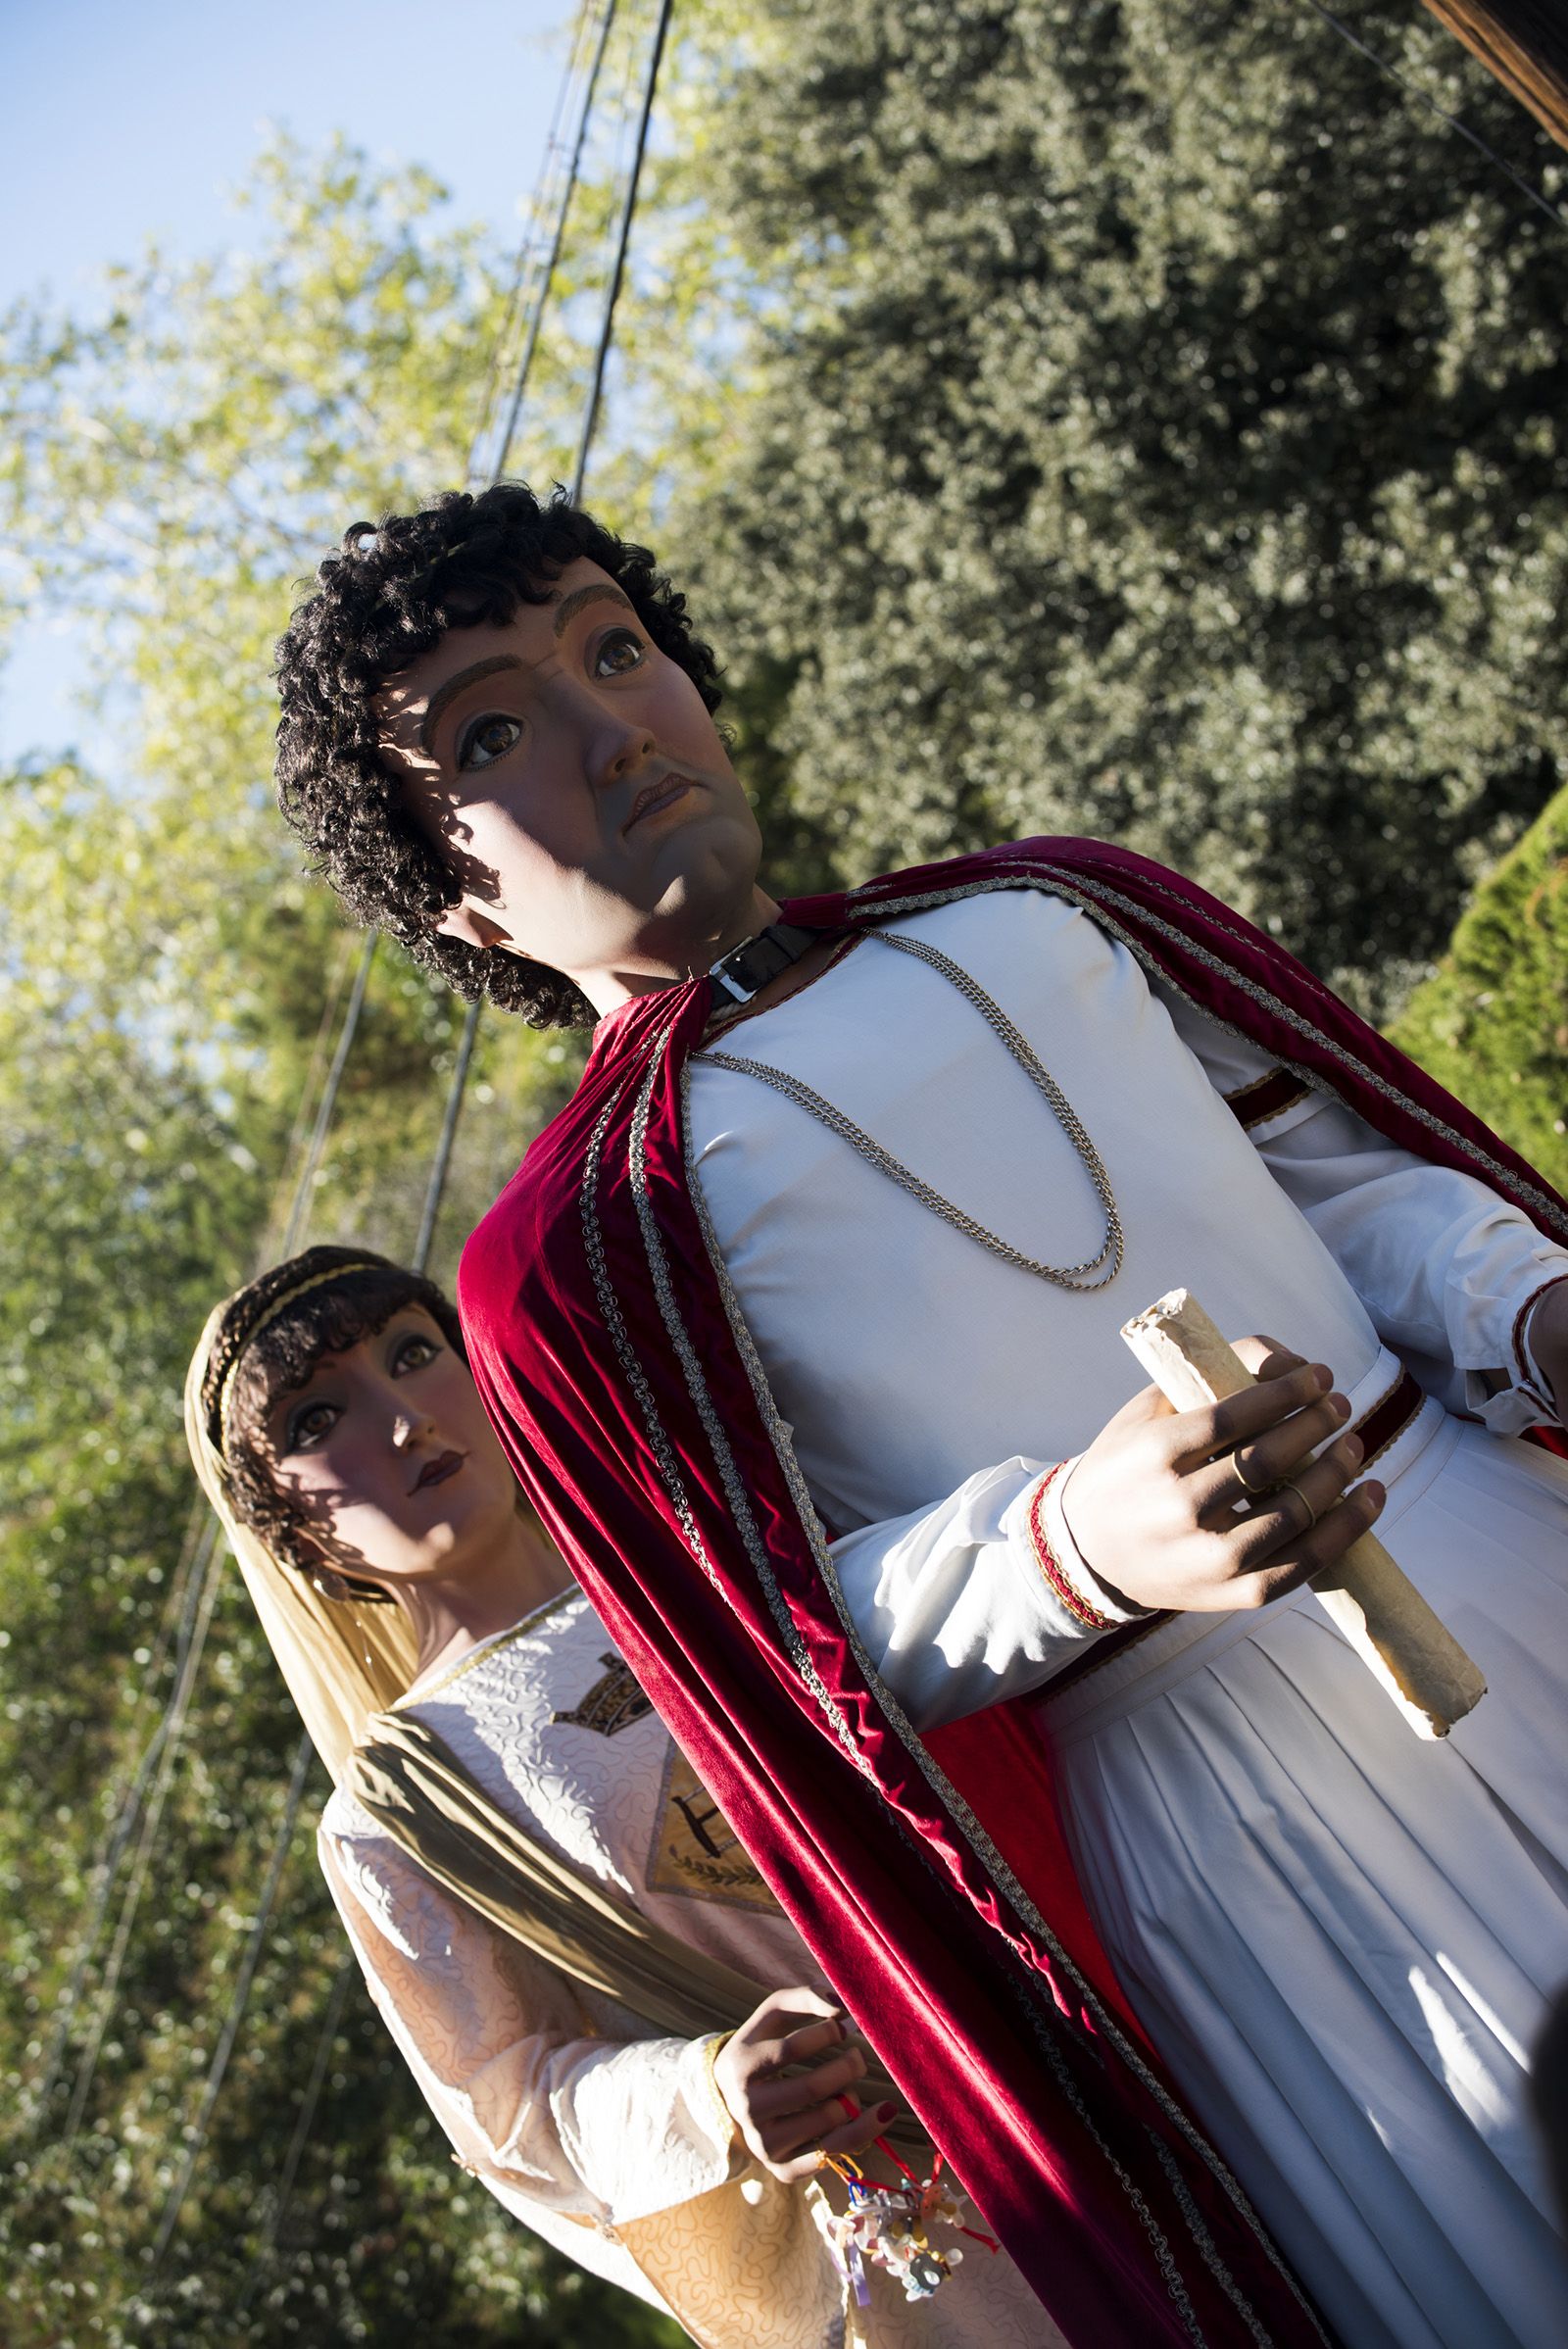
[593, 627, 645, 679]
[286, 1399, 339, 1452]
[393, 1335, 439, 1375]
[458, 713, 523, 771]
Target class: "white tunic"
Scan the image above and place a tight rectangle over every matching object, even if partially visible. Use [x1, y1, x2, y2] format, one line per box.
[318, 1590, 1051, 2346]
[686, 886, 1568, 2349]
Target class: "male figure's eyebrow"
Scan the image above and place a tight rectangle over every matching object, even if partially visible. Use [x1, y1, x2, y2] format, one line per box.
[418, 655, 527, 756]
[552, 581, 636, 637]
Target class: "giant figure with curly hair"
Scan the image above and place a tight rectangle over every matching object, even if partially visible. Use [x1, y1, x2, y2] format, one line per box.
[272, 478, 1568, 2349]
[276, 483, 725, 1029]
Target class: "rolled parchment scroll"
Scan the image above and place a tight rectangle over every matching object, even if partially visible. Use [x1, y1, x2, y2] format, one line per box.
[1120, 1289, 1486, 1740]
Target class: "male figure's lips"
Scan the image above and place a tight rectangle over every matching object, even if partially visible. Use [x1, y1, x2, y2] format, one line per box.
[623, 775, 697, 833]
[413, 1449, 466, 1493]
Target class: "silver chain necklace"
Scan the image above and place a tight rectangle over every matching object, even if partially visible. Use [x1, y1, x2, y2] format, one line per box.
[698, 929, 1124, 1292]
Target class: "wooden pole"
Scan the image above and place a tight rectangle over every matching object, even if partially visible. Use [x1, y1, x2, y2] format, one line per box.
[1422, 2, 1568, 153]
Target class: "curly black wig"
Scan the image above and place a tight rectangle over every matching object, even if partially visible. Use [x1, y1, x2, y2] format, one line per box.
[205, 1244, 468, 1601]
[274, 482, 725, 1030]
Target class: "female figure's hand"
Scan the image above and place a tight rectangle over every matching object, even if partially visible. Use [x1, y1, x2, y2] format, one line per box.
[1061, 1338, 1386, 1616]
[712, 1987, 898, 2182]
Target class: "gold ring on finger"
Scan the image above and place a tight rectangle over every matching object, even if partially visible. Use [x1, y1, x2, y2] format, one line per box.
[1232, 1449, 1275, 1498]
[1281, 1476, 1317, 1532]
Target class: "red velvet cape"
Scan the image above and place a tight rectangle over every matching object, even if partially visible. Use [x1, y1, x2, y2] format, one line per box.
[458, 839, 1568, 2349]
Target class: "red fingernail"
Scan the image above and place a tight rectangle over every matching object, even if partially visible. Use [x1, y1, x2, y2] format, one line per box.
[1341, 1433, 1363, 1464]
[1364, 1483, 1385, 1509]
[877, 2102, 898, 2122]
[1312, 1365, 1332, 1391]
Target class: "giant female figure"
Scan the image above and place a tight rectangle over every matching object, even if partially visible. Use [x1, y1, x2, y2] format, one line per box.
[186, 1246, 1048, 2346]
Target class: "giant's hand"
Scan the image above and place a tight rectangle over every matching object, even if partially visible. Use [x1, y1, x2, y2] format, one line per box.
[1060, 1339, 1385, 1616]
[711, 1988, 898, 2183]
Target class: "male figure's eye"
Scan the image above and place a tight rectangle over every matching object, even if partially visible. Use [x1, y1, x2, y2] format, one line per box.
[594, 627, 645, 678]
[458, 714, 523, 771]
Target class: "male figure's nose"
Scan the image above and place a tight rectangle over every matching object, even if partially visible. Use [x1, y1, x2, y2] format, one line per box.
[590, 714, 657, 794]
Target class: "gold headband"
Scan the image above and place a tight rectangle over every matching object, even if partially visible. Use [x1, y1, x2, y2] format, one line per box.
[216, 1260, 386, 1449]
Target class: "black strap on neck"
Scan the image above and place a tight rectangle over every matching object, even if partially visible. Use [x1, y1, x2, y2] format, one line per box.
[707, 920, 820, 1007]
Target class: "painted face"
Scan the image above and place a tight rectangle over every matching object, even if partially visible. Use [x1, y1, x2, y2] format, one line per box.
[260, 1307, 518, 1588]
[374, 557, 764, 998]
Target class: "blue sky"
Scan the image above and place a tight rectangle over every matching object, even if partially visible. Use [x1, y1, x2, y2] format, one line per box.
[0, 0, 570, 764]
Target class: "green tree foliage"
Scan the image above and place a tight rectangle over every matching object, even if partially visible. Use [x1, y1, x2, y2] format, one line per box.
[1392, 778, 1568, 1198]
[0, 123, 667, 2348]
[668, 0, 1568, 1011]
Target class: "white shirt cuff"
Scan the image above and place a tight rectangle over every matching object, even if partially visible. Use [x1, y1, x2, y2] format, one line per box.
[1471, 1270, 1568, 1433]
[830, 1458, 1134, 1731]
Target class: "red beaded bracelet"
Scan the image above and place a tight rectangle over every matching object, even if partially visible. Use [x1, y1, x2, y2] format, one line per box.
[1027, 1462, 1115, 1632]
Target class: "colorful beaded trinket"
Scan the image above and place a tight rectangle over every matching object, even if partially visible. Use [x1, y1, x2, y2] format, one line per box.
[820, 2116, 997, 2309]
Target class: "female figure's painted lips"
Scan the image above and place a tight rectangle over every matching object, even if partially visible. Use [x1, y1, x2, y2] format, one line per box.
[414, 1449, 466, 1493]
[624, 775, 696, 834]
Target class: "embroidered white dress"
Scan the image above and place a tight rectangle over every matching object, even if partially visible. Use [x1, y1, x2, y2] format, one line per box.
[685, 886, 1568, 2349]
[318, 1590, 1051, 2346]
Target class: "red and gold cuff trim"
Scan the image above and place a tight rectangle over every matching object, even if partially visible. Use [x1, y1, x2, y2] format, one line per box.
[1224, 1066, 1313, 1131]
[1354, 1365, 1423, 1473]
[1028, 1463, 1116, 1631]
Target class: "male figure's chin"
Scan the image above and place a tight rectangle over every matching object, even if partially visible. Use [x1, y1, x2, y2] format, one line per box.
[640, 808, 760, 929]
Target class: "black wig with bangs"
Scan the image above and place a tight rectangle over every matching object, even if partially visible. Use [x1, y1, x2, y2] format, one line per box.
[202, 1245, 467, 1596]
